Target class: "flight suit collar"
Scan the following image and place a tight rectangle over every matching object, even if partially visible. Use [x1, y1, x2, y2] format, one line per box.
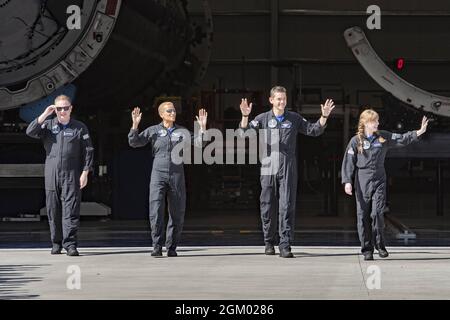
[60, 120, 72, 130]
[363, 132, 383, 149]
[366, 135, 376, 143]
[270, 109, 286, 120]
[159, 122, 177, 130]
[158, 122, 177, 136]
[53, 117, 73, 128]
[50, 117, 69, 134]
[268, 110, 282, 128]
[269, 110, 292, 129]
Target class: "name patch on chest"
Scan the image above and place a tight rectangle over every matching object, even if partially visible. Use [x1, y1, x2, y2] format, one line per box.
[372, 142, 382, 147]
[171, 132, 182, 142]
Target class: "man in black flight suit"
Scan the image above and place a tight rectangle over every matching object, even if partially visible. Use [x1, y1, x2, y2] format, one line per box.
[26, 95, 94, 256]
[239, 86, 335, 258]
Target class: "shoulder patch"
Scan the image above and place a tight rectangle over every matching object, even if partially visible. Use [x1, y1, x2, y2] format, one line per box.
[347, 149, 355, 155]
[83, 134, 90, 140]
[250, 120, 259, 127]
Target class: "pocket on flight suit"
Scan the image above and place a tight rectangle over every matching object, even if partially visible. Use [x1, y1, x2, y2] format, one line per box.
[64, 132, 80, 157]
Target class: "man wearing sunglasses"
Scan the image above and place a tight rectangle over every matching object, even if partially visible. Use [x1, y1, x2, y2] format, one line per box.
[129, 101, 207, 257]
[26, 95, 94, 256]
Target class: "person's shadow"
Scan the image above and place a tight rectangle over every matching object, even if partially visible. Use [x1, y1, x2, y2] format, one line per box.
[0, 264, 44, 299]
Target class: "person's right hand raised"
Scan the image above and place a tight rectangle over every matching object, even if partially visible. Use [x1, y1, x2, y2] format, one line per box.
[44, 105, 56, 116]
[131, 107, 142, 127]
[38, 105, 56, 124]
[240, 98, 252, 117]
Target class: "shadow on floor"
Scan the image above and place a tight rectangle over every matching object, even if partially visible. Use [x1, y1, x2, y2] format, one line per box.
[0, 265, 45, 300]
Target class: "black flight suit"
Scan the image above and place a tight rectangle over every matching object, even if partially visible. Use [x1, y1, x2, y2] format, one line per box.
[341, 130, 418, 253]
[26, 117, 94, 249]
[128, 123, 203, 251]
[240, 110, 326, 250]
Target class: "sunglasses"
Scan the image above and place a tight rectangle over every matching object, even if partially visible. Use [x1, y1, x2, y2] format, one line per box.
[56, 106, 71, 112]
[165, 109, 176, 114]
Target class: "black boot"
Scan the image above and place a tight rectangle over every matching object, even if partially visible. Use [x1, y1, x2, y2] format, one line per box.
[279, 247, 294, 258]
[377, 248, 389, 258]
[265, 243, 275, 255]
[51, 243, 62, 255]
[167, 249, 178, 257]
[66, 246, 79, 256]
[151, 246, 163, 257]
[363, 251, 374, 261]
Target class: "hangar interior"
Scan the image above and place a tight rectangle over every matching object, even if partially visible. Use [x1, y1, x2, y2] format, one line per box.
[0, 0, 449, 247]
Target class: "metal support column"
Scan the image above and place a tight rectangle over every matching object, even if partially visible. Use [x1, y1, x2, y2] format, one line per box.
[270, 0, 279, 86]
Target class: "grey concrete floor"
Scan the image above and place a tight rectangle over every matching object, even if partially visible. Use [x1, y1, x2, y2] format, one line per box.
[1, 246, 450, 300]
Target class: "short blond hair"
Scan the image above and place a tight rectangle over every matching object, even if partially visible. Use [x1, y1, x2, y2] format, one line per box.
[54, 95, 72, 105]
[158, 101, 174, 115]
[270, 86, 287, 97]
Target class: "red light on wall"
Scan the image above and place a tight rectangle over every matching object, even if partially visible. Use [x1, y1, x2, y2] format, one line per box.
[396, 58, 405, 70]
